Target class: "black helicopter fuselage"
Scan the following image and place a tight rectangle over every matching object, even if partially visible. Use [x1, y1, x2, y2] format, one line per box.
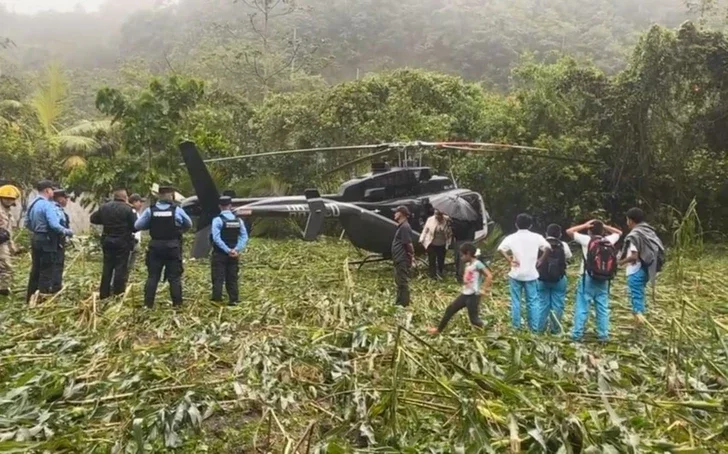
[178, 141, 489, 259]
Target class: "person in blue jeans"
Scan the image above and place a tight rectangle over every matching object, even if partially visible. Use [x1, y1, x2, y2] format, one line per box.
[498, 214, 551, 331]
[566, 220, 622, 342]
[537, 224, 572, 334]
[619, 207, 664, 326]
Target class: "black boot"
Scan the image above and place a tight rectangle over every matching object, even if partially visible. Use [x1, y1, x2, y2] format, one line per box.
[0, 288, 10, 296]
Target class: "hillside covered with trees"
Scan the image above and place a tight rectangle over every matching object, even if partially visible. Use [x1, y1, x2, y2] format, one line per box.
[2, 0, 728, 233]
[2, 2, 728, 452]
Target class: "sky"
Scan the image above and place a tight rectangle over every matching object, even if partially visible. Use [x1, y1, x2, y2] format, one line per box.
[0, 0, 106, 14]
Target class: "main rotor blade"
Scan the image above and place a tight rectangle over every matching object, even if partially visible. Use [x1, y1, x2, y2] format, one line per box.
[202, 144, 390, 164]
[323, 148, 397, 176]
[430, 141, 550, 152]
[437, 144, 600, 165]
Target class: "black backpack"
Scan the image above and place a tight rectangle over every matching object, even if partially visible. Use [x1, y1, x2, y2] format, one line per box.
[0, 228, 9, 245]
[538, 238, 567, 283]
[585, 236, 618, 281]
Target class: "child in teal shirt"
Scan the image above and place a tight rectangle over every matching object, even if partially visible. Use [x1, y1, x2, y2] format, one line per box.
[429, 243, 492, 334]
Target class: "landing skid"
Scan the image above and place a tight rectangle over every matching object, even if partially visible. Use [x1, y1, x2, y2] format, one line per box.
[349, 254, 388, 270]
[348, 254, 429, 271]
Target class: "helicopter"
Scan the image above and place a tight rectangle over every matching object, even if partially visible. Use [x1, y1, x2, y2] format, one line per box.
[178, 140, 596, 266]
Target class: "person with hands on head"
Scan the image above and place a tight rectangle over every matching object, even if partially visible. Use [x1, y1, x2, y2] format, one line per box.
[497, 213, 551, 332]
[25, 180, 73, 302]
[134, 185, 192, 309]
[391, 205, 414, 307]
[566, 218, 622, 342]
[210, 195, 249, 306]
[428, 242, 492, 334]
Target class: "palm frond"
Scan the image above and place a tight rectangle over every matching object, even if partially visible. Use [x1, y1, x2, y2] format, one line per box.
[59, 120, 114, 137]
[57, 135, 99, 154]
[32, 63, 68, 134]
[247, 175, 291, 197]
[63, 155, 87, 169]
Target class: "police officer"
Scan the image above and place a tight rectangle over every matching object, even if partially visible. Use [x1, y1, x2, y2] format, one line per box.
[134, 186, 192, 309]
[210, 196, 248, 306]
[26, 180, 73, 301]
[0, 184, 21, 296]
[51, 189, 71, 293]
[90, 188, 137, 299]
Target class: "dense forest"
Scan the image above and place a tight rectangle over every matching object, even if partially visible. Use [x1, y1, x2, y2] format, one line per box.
[2, 3, 728, 451]
[2, 0, 728, 234]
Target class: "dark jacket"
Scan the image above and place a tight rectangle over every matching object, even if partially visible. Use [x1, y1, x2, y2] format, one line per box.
[90, 199, 137, 242]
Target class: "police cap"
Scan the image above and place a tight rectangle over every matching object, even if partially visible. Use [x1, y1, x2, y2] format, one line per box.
[158, 185, 176, 195]
[36, 180, 56, 192]
[53, 189, 67, 199]
[219, 196, 233, 206]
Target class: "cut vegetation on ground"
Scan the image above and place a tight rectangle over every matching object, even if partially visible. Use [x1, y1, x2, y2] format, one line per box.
[1, 237, 727, 453]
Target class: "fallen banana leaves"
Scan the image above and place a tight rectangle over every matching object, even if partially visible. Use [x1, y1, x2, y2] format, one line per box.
[0, 238, 726, 452]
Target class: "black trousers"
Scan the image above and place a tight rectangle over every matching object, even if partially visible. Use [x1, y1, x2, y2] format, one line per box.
[211, 251, 240, 304]
[27, 234, 59, 301]
[144, 241, 183, 308]
[51, 245, 65, 293]
[427, 244, 446, 279]
[100, 237, 132, 299]
[127, 240, 140, 279]
[393, 260, 411, 307]
[436, 294, 484, 332]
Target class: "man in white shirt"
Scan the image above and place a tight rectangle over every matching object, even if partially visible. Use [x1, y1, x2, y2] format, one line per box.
[128, 194, 144, 273]
[537, 224, 573, 334]
[497, 213, 551, 331]
[566, 219, 622, 342]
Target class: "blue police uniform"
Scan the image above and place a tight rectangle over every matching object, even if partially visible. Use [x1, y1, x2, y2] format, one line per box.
[134, 194, 192, 308]
[25, 192, 72, 301]
[51, 200, 70, 292]
[210, 201, 249, 305]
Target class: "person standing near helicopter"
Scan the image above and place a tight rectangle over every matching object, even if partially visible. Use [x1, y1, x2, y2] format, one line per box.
[392, 206, 415, 307]
[419, 208, 452, 279]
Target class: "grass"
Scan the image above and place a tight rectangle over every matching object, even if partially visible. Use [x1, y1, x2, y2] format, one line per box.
[0, 236, 727, 453]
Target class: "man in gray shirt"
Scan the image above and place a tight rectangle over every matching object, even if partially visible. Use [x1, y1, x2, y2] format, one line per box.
[391, 206, 414, 307]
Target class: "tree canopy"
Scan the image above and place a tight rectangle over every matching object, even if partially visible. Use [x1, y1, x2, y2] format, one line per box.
[1, 2, 728, 235]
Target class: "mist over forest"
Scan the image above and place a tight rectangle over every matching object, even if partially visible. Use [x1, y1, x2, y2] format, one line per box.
[0, 0, 712, 109]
